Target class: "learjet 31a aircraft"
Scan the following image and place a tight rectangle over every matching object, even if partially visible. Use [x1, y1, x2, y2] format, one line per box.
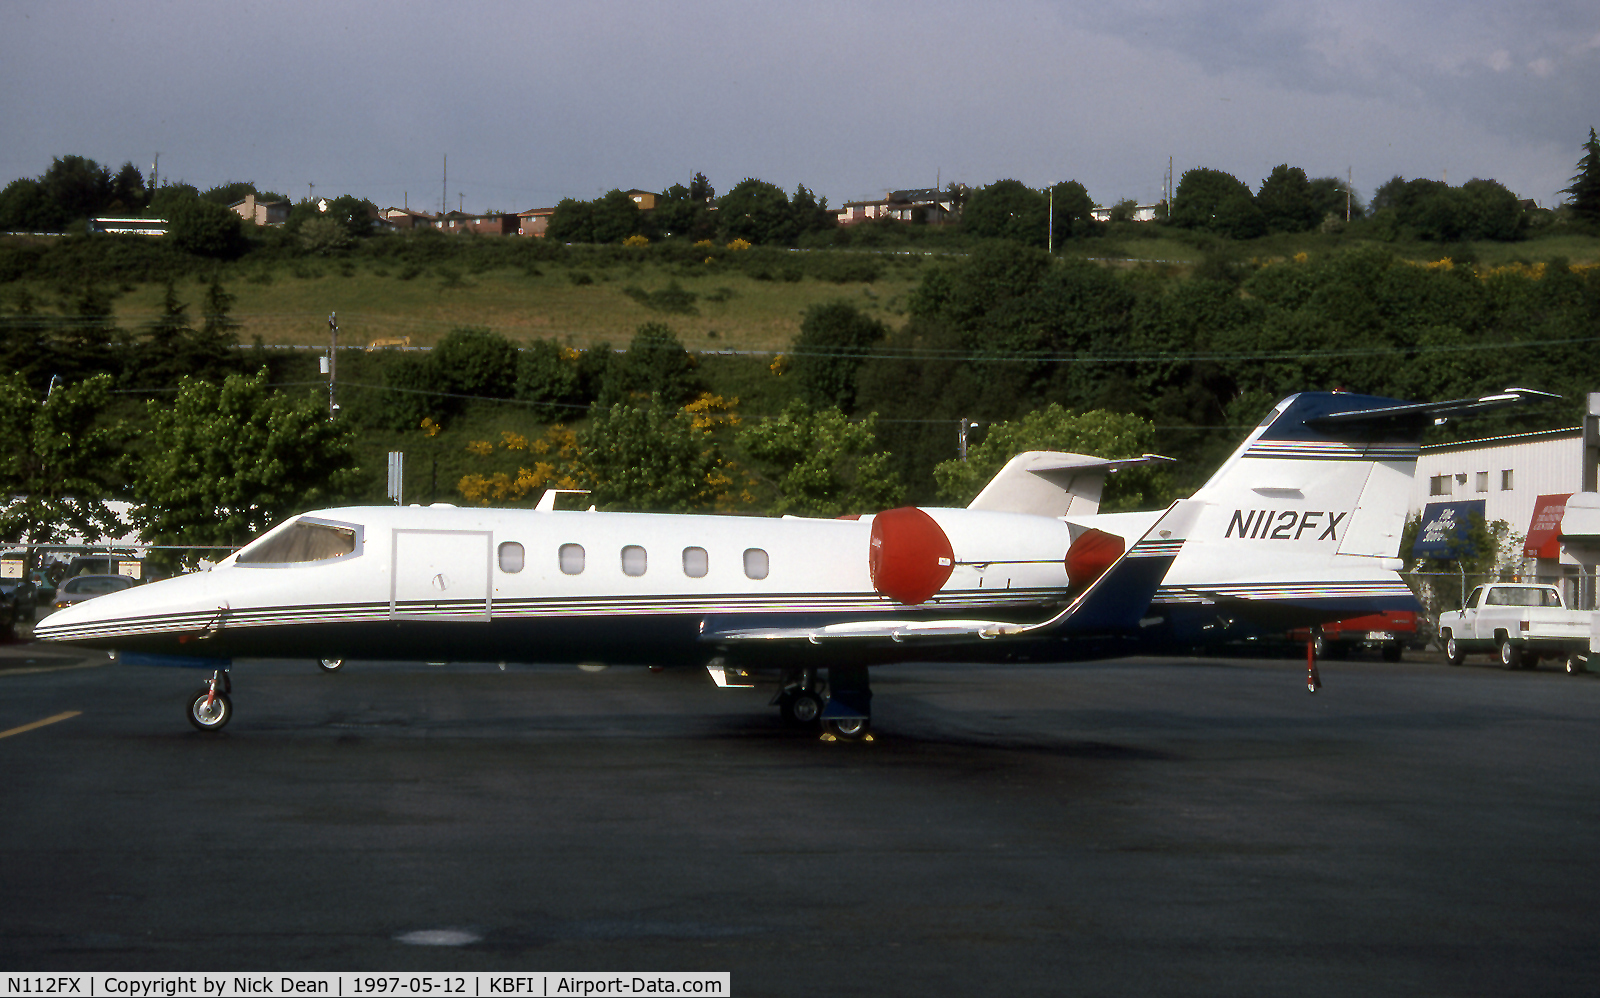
[35, 389, 1548, 737]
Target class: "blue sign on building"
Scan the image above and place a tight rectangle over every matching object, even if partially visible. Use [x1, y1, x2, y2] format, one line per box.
[1412, 499, 1487, 558]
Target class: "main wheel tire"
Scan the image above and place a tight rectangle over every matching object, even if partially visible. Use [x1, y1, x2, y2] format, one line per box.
[789, 690, 823, 725]
[1382, 642, 1403, 663]
[1499, 640, 1523, 670]
[823, 717, 870, 740]
[187, 689, 232, 732]
[318, 658, 344, 672]
[1312, 635, 1327, 658]
[1445, 636, 1466, 667]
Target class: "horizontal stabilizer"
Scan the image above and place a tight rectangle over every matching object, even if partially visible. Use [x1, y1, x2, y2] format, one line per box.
[1305, 388, 1559, 427]
[969, 451, 1176, 517]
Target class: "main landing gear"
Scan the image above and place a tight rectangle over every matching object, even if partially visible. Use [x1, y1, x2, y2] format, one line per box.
[774, 665, 874, 740]
[187, 669, 233, 732]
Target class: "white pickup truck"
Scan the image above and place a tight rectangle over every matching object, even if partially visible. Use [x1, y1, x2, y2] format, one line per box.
[1437, 582, 1597, 673]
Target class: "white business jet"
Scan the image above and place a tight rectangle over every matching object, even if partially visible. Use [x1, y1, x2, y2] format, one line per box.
[35, 389, 1548, 737]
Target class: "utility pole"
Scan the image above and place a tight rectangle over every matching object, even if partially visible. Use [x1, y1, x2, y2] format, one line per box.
[150, 153, 159, 193]
[1048, 186, 1054, 254]
[308, 182, 315, 203]
[442, 154, 447, 217]
[1346, 166, 1352, 222]
[958, 418, 979, 461]
[458, 192, 464, 213]
[327, 312, 338, 418]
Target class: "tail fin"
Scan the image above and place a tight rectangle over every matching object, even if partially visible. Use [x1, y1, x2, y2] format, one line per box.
[1156, 390, 1551, 625]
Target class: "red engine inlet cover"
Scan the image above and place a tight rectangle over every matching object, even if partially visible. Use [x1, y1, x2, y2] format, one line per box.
[1065, 528, 1125, 590]
[869, 507, 955, 605]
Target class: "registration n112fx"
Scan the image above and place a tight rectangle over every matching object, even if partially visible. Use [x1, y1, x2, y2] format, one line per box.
[35, 389, 1546, 738]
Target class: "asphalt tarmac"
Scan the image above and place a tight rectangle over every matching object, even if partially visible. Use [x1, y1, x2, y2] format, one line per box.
[2, 642, 1598, 996]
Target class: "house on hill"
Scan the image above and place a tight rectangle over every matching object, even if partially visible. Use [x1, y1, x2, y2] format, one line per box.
[228, 194, 291, 226]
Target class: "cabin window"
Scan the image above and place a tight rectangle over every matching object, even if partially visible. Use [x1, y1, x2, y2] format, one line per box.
[683, 547, 708, 578]
[743, 548, 769, 580]
[622, 545, 648, 577]
[237, 518, 360, 565]
[558, 543, 585, 575]
[498, 542, 525, 573]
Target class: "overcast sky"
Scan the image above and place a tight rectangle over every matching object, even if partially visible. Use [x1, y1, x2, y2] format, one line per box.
[4, 0, 1596, 214]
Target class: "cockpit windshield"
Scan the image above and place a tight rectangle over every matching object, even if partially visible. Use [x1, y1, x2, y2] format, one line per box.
[236, 518, 361, 566]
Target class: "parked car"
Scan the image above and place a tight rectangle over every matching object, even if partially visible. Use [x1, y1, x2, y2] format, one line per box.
[1437, 582, 1595, 672]
[1291, 611, 1418, 661]
[47, 574, 138, 614]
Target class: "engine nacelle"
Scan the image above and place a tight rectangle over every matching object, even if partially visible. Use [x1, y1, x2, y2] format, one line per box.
[869, 507, 955, 605]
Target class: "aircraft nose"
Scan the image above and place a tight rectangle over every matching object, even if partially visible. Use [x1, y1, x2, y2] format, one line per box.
[32, 573, 213, 645]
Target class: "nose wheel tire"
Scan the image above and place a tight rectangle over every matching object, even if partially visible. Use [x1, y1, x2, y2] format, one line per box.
[187, 689, 232, 731]
[319, 659, 344, 672]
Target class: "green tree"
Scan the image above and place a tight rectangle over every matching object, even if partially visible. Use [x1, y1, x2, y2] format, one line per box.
[1564, 127, 1600, 224]
[577, 396, 732, 511]
[108, 162, 147, 213]
[167, 198, 244, 257]
[963, 179, 1048, 244]
[0, 178, 56, 231]
[0, 289, 57, 386]
[131, 369, 359, 552]
[515, 339, 582, 420]
[1048, 180, 1098, 240]
[39, 155, 114, 225]
[136, 282, 193, 387]
[298, 215, 354, 254]
[1255, 164, 1321, 233]
[590, 189, 643, 244]
[737, 400, 902, 516]
[718, 179, 797, 245]
[654, 184, 716, 241]
[789, 301, 888, 411]
[933, 405, 1160, 509]
[601, 323, 698, 406]
[1171, 168, 1264, 238]
[689, 172, 715, 202]
[432, 326, 518, 399]
[1308, 176, 1362, 221]
[201, 181, 258, 206]
[0, 372, 125, 552]
[190, 277, 242, 382]
[546, 197, 595, 242]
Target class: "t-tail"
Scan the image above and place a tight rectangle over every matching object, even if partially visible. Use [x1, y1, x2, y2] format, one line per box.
[1139, 389, 1554, 632]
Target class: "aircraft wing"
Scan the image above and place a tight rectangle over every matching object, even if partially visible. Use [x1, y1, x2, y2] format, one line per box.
[700, 500, 1202, 645]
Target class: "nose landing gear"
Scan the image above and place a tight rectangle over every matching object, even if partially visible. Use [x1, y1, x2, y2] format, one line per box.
[187, 669, 233, 732]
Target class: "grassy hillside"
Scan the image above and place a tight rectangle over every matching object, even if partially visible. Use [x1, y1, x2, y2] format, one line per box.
[96, 260, 919, 353]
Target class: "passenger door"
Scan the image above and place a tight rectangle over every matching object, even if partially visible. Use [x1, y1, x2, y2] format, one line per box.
[390, 529, 492, 622]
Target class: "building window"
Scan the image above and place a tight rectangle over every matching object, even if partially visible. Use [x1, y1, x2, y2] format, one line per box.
[558, 543, 585, 575]
[682, 547, 708, 578]
[498, 542, 524, 573]
[1501, 469, 1514, 490]
[743, 548, 769, 580]
[621, 545, 648, 577]
[1476, 472, 1489, 493]
[1429, 475, 1452, 496]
